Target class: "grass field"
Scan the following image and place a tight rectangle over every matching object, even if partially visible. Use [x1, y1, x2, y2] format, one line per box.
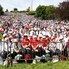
[0, 60, 69, 69]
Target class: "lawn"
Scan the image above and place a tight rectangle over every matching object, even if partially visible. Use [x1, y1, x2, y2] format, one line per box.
[0, 60, 69, 69]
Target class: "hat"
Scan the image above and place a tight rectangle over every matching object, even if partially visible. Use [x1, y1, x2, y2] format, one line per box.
[24, 34, 28, 37]
[8, 30, 13, 34]
[9, 31, 13, 34]
[33, 35, 37, 38]
[42, 36, 46, 38]
[3, 33, 7, 37]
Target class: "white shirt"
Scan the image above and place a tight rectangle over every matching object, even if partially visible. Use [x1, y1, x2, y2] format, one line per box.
[56, 42, 63, 51]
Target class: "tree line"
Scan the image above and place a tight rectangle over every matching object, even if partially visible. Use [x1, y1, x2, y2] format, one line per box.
[0, 0, 69, 20]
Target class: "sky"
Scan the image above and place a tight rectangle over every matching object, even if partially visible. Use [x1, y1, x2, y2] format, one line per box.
[0, 0, 65, 11]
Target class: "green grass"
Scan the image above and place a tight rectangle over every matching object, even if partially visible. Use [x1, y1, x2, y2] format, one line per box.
[1, 61, 69, 69]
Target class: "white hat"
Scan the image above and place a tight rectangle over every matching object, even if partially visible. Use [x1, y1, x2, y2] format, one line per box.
[24, 34, 28, 36]
[8, 30, 13, 34]
[3, 33, 7, 37]
[33, 35, 37, 38]
[42, 36, 46, 38]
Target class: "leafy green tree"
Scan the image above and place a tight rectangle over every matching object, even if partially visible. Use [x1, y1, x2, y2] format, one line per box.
[46, 5, 56, 19]
[27, 7, 30, 12]
[35, 5, 47, 19]
[35, 5, 55, 20]
[55, 1, 69, 20]
[0, 5, 4, 15]
[28, 11, 35, 15]
[13, 8, 18, 12]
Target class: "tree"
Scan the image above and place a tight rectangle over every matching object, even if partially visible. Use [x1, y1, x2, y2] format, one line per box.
[5, 9, 8, 12]
[35, 5, 47, 19]
[27, 7, 30, 12]
[55, 1, 69, 20]
[46, 5, 56, 19]
[0, 5, 4, 15]
[35, 5, 56, 20]
[13, 8, 18, 12]
[28, 11, 35, 15]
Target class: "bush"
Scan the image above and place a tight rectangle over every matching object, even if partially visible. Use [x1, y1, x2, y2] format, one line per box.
[27, 11, 35, 15]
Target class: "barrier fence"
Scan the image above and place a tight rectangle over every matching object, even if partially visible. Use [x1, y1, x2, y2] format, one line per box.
[0, 40, 68, 67]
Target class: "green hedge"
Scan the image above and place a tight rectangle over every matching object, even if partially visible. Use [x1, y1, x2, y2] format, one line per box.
[27, 11, 35, 15]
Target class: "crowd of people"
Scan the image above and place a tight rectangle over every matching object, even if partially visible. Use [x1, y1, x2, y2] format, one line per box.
[0, 12, 69, 63]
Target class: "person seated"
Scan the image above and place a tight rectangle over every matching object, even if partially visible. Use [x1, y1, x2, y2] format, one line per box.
[66, 39, 69, 58]
[41, 36, 49, 55]
[0, 37, 9, 59]
[49, 42, 61, 59]
[21, 34, 32, 56]
[31, 35, 42, 57]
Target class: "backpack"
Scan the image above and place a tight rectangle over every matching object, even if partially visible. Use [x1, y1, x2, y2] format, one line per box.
[24, 54, 32, 63]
